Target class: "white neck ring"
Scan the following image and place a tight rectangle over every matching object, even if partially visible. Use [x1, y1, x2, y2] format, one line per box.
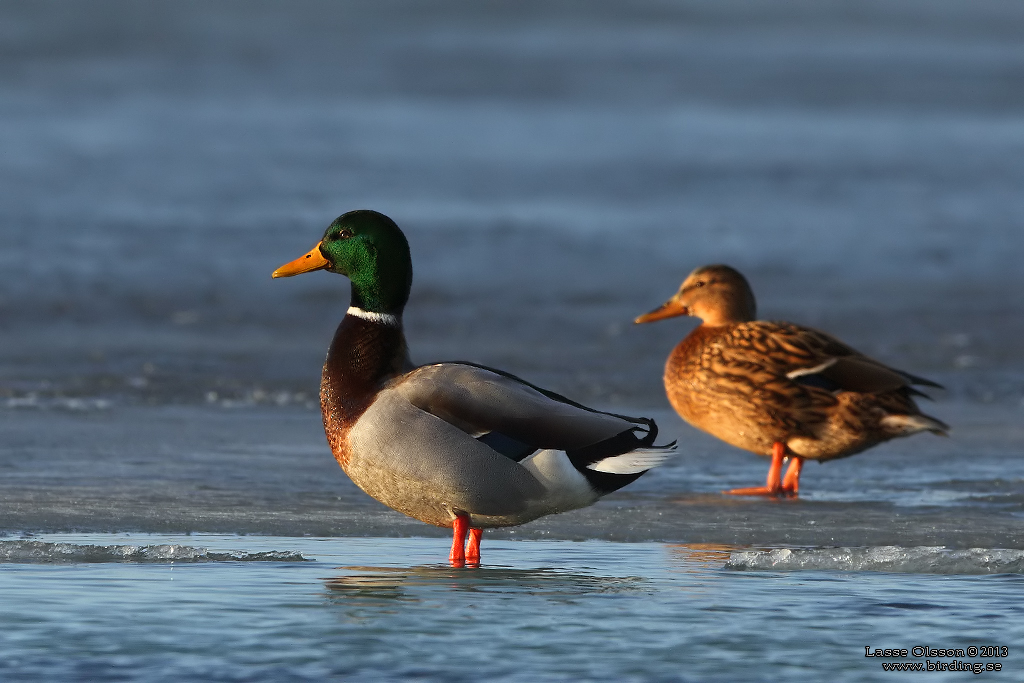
[347, 306, 399, 326]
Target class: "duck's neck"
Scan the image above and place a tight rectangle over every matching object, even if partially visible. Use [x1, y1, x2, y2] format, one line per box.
[321, 306, 410, 426]
[680, 322, 728, 350]
[691, 303, 753, 327]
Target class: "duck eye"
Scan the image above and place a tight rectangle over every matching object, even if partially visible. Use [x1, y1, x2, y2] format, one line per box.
[694, 281, 705, 288]
[334, 229, 353, 240]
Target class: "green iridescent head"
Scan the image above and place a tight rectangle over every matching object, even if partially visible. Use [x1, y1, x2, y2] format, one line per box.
[273, 210, 413, 314]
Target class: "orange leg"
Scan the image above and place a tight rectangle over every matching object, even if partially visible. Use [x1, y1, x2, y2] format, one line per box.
[465, 528, 483, 566]
[781, 456, 803, 496]
[725, 441, 787, 496]
[449, 513, 470, 567]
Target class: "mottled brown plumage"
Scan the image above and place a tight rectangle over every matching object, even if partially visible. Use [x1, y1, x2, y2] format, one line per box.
[636, 264, 948, 496]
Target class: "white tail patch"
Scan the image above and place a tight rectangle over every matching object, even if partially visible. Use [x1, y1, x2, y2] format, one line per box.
[880, 414, 949, 436]
[586, 447, 677, 475]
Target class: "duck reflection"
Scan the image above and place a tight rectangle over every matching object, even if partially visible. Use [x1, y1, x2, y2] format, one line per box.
[324, 564, 646, 607]
[666, 543, 743, 571]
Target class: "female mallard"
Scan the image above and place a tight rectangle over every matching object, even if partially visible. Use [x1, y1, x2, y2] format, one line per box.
[635, 264, 947, 497]
[273, 210, 674, 566]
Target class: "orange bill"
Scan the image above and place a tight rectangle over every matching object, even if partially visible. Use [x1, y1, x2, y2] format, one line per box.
[272, 243, 330, 278]
[634, 298, 688, 324]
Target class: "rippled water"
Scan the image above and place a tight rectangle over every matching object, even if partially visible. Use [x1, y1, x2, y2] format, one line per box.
[3, 1, 1023, 680]
[1, 535, 1020, 682]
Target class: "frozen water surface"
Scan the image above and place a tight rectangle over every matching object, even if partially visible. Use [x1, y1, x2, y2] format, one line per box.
[1, 534, 1022, 682]
[1, 0, 1023, 680]
[1, 404, 1020, 549]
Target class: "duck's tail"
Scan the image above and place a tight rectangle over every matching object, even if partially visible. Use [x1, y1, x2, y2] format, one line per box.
[880, 413, 950, 437]
[565, 422, 678, 494]
[586, 444, 678, 475]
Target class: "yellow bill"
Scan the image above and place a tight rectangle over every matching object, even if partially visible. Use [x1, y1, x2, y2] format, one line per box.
[272, 243, 330, 278]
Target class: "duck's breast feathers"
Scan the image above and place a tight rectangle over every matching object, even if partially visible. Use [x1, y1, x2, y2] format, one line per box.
[728, 321, 940, 395]
[393, 362, 657, 452]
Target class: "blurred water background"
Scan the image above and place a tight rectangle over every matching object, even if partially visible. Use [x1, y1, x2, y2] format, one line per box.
[1, 1, 1023, 680]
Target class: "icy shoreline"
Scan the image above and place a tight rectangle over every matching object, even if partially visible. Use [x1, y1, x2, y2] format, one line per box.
[1, 403, 1021, 549]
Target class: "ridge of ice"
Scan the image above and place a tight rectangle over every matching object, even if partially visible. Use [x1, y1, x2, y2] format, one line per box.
[726, 546, 1024, 575]
[0, 540, 308, 564]
[4, 396, 112, 411]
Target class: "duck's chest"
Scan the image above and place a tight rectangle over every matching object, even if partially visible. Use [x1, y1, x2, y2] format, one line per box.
[320, 313, 407, 469]
[663, 328, 726, 415]
[663, 328, 774, 434]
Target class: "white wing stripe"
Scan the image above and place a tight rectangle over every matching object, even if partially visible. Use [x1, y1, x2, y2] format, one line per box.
[786, 358, 837, 379]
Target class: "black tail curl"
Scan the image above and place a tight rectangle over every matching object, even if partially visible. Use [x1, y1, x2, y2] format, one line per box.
[567, 424, 674, 495]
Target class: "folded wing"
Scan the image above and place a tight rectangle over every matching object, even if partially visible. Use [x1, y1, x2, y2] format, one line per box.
[395, 362, 672, 493]
[738, 322, 943, 397]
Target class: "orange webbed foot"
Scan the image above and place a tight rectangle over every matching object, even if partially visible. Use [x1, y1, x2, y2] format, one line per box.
[723, 442, 791, 497]
[449, 513, 470, 568]
[724, 485, 784, 496]
[465, 528, 482, 567]
[781, 456, 803, 497]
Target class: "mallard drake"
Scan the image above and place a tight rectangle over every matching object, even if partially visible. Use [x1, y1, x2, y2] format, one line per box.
[635, 264, 947, 497]
[273, 210, 674, 566]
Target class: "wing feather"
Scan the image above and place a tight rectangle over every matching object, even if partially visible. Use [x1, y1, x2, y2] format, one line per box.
[731, 322, 940, 395]
[394, 362, 645, 451]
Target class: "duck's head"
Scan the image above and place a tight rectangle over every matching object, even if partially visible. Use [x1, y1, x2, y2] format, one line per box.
[273, 210, 413, 314]
[634, 264, 756, 326]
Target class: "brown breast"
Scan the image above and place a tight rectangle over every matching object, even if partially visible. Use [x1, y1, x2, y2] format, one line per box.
[663, 323, 830, 456]
[320, 313, 408, 469]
